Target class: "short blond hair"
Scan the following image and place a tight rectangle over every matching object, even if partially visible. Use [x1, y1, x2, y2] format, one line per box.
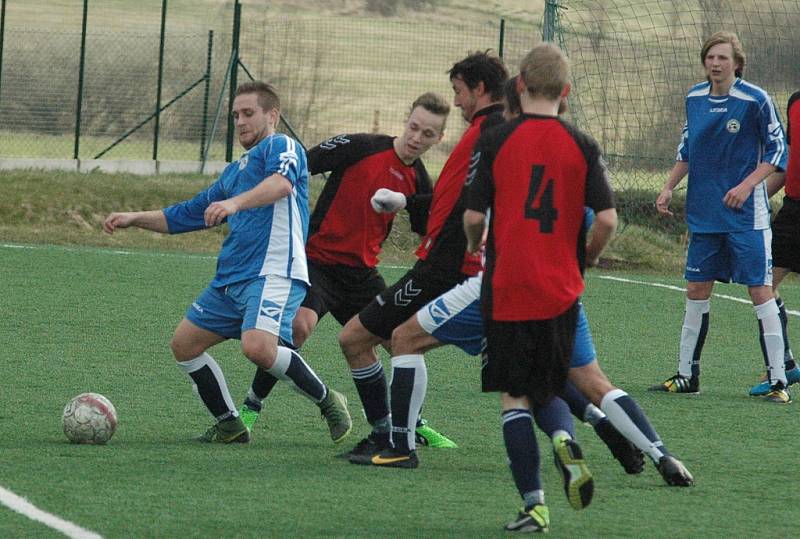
[519, 42, 570, 100]
[700, 31, 745, 77]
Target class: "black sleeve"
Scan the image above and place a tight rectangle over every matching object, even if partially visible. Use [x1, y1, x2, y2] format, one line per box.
[464, 133, 496, 214]
[406, 159, 433, 235]
[582, 138, 615, 213]
[787, 91, 800, 146]
[307, 133, 377, 176]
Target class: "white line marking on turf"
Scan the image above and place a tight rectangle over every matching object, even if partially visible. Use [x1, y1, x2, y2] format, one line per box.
[599, 275, 800, 317]
[0, 486, 103, 539]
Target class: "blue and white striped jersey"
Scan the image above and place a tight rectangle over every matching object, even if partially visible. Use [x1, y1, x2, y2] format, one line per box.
[163, 133, 309, 287]
[677, 78, 786, 232]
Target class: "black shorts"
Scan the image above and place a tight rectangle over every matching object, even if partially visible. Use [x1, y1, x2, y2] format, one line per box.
[358, 260, 468, 341]
[481, 302, 579, 405]
[772, 196, 800, 273]
[302, 259, 386, 326]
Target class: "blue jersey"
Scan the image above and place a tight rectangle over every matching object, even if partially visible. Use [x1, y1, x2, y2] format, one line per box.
[677, 78, 786, 232]
[163, 133, 309, 287]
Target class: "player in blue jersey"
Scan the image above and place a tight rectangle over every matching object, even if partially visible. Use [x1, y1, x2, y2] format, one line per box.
[650, 31, 789, 403]
[103, 81, 352, 443]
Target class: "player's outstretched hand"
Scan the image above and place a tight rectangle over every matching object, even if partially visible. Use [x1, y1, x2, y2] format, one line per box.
[370, 188, 406, 213]
[103, 212, 134, 234]
[204, 200, 239, 227]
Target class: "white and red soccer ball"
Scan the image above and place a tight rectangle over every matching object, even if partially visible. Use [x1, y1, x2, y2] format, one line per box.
[62, 393, 118, 444]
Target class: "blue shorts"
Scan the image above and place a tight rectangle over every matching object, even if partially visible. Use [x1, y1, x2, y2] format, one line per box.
[416, 275, 597, 366]
[186, 275, 307, 345]
[684, 230, 773, 286]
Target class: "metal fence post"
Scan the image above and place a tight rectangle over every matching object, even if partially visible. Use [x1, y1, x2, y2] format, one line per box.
[543, 0, 558, 41]
[498, 17, 505, 59]
[199, 30, 213, 162]
[0, 0, 6, 108]
[225, 0, 241, 163]
[73, 0, 88, 160]
[153, 0, 168, 161]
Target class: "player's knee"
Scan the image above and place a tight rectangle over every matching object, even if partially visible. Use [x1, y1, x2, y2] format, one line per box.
[292, 319, 313, 349]
[241, 339, 277, 369]
[169, 335, 198, 362]
[390, 323, 418, 355]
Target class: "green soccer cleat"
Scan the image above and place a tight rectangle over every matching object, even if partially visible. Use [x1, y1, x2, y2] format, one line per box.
[415, 419, 458, 448]
[238, 405, 260, 431]
[552, 434, 593, 510]
[504, 505, 550, 533]
[648, 374, 699, 394]
[196, 417, 250, 444]
[319, 389, 352, 444]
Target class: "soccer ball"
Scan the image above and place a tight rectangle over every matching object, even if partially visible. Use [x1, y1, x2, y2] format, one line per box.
[62, 393, 118, 444]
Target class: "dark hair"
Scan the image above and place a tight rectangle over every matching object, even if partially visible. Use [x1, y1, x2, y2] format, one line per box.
[502, 76, 522, 116]
[448, 50, 509, 101]
[235, 81, 280, 111]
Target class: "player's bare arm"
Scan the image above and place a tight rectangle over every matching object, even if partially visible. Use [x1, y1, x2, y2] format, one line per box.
[103, 210, 169, 235]
[655, 161, 688, 217]
[204, 173, 293, 226]
[463, 208, 487, 254]
[723, 162, 777, 210]
[765, 171, 787, 198]
[586, 208, 617, 267]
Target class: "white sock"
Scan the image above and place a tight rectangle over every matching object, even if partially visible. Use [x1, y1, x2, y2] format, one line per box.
[267, 346, 327, 403]
[755, 299, 787, 385]
[678, 299, 709, 378]
[177, 352, 237, 420]
[390, 354, 428, 451]
[601, 389, 665, 462]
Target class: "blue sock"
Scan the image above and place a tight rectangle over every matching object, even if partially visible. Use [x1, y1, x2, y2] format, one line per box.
[533, 396, 575, 439]
[502, 409, 542, 500]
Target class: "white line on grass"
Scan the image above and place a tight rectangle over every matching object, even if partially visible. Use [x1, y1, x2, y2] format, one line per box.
[0, 486, 103, 539]
[599, 275, 800, 317]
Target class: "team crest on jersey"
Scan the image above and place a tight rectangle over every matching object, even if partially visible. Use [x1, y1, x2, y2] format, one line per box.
[726, 119, 741, 133]
[238, 154, 249, 170]
[260, 299, 282, 321]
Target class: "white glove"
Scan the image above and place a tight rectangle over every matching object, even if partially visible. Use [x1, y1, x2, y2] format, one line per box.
[370, 188, 407, 213]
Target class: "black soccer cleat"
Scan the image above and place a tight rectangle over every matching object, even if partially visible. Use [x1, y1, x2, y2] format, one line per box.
[340, 432, 388, 463]
[656, 455, 694, 487]
[370, 448, 419, 469]
[649, 374, 699, 394]
[594, 418, 645, 474]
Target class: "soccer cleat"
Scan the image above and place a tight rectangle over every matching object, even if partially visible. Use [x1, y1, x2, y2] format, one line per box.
[196, 417, 250, 444]
[656, 455, 694, 486]
[764, 382, 792, 404]
[749, 366, 800, 396]
[340, 432, 389, 462]
[414, 418, 458, 448]
[369, 448, 419, 469]
[238, 405, 260, 431]
[319, 389, 352, 443]
[594, 418, 645, 475]
[552, 434, 593, 510]
[504, 505, 550, 533]
[648, 374, 699, 394]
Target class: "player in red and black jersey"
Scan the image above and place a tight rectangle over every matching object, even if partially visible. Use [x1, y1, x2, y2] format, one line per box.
[464, 43, 613, 531]
[340, 51, 509, 463]
[236, 92, 449, 434]
[750, 90, 800, 395]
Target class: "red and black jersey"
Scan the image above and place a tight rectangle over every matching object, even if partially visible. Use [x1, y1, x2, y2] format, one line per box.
[305, 133, 432, 268]
[466, 113, 615, 321]
[785, 91, 800, 199]
[415, 104, 504, 280]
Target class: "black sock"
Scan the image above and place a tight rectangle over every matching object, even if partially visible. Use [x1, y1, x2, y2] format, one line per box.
[351, 361, 389, 427]
[189, 365, 234, 421]
[777, 298, 796, 370]
[502, 409, 542, 499]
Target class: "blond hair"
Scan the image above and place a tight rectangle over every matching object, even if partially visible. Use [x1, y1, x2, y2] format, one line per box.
[700, 31, 745, 77]
[519, 42, 570, 100]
